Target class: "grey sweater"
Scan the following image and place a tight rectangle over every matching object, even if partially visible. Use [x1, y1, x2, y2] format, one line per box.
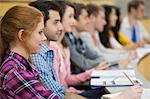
[64, 32, 104, 71]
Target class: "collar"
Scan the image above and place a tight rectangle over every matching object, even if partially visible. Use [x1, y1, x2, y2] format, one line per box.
[6, 49, 31, 68]
[40, 41, 54, 60]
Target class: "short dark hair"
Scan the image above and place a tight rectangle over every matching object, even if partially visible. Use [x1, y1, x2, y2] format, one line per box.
[86, 4, 104, 17]
[29, 0, 60, 25]
[128, 0, 144, 13]
[74, 3, 86, 20]
[55, 0, 75, 19]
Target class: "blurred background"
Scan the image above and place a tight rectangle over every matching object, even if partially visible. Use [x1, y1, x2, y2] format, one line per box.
[0, 0, 150, 17]
[1, 0, 149, 33]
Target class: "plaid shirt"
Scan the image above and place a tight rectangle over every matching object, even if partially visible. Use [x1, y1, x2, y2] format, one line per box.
[31, 42, 65, 99]
[0, 50, 60, 99]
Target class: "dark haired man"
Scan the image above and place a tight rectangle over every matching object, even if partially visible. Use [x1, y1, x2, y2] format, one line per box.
[121, 0, 150, 45]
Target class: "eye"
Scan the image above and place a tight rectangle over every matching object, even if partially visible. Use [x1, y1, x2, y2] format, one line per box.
[38, 30, 44, 35]
[54, 21, 58, 25]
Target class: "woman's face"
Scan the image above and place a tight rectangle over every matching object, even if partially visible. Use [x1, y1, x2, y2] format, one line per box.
[109, 8, 118, 27]
[62, 6, 76, 33]
[25, 18, 46, 54]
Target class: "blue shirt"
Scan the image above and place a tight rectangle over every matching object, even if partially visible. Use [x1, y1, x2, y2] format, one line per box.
[31, 42, 65, 99]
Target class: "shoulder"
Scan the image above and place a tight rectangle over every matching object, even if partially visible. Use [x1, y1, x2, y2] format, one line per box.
[1, 58, 24, 73]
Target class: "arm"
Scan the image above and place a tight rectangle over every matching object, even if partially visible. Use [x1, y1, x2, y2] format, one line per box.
[66, 70, 91, 86]
[64, 34, 104, 70]
[31, 54, 65, 99]
[139, 22, 150, 43]
[5, 66, 60, 99]
[109, 36, 122, 49]
[118, 32, 134, 46]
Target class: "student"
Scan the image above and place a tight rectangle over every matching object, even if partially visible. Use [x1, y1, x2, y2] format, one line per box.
[99, 5, 134, 49]
[80, 4, 131, 62]
[0, 6, 60, 98]
[29, 1, 88, 99]
[51, 2, 110, 98]
[29, 1, 66, 98]
[63, 3, 108, 74]
[49, 3, 92, 93]
[121, 0, 150, 45]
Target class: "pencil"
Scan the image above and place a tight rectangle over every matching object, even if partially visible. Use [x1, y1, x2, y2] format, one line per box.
[123, 72, 135, 85]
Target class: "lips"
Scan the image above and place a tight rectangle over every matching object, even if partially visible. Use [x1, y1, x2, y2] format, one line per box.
[56, 31, 62, 36]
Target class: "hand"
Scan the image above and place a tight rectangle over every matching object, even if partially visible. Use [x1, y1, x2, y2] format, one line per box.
[95, 61, 110, 70]
[136, 42, 145, 47]
[85, 68, 94, 75]
[120, 85, 143, 99]
[67, 87, 84, 94]
[128, 50, 137, 60]
[118, 58, 129, 68]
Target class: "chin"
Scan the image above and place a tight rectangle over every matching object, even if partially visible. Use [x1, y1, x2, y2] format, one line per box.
[31, 48, 40, 54]
[31, 50, 40, 54]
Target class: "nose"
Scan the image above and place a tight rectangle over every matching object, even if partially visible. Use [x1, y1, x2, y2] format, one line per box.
[86, 17, 90, 24]
[73, 18, 77, 25]
[73, 19, 77, 26]
[41, 33, 47, 41]
[58, 22, 64, 31]
[104, 20, 106, 25]
[114, 15, 118, 21]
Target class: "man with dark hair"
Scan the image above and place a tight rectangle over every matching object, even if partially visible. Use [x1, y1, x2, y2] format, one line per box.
[128, 0, 144, 18]
[29, 1, 65, 98]
[29, 1, 93, 99]
[121, 0, 150, 44]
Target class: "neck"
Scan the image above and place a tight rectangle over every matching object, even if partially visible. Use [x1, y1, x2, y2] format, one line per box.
[10, 44, 30, 60]
[73, 28, 80, 38]
[128, 13, 137, 27]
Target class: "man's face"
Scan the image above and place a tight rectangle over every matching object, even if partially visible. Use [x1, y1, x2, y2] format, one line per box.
[95, 11, 106, 32]
[44, 10, 63, 41]
[76, 9, 89, 32]
[135, 4, 145, 20]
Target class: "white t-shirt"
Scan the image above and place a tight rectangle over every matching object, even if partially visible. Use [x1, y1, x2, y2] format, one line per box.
[120, 16, 149, 42]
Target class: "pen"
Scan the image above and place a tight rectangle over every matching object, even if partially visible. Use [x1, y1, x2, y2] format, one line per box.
[91, 76, 100, 79]
[123, 72, 135, 85]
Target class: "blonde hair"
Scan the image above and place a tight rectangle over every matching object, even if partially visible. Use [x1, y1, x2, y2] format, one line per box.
[0, 6, 43, 64]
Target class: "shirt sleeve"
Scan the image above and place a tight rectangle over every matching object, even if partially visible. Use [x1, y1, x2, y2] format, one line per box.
[66, 71, 91, 86]
[5, 66, 60, 99]
[31, 54, 65, 99]
[139, 22, 150, 39]
[118, 32, 134, 46]
[64, 34, 103, 70]
[109, 36, 122, 49]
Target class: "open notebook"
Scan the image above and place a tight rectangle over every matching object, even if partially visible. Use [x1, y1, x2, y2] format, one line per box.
[91, 69, 142, 87]
[102, 88, 150, 99]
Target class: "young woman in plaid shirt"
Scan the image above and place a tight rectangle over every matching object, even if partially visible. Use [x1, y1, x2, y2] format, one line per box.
[0, 6, 60, 99]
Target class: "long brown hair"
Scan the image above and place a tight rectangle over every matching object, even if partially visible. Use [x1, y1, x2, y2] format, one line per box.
[0, 6, 43, 64]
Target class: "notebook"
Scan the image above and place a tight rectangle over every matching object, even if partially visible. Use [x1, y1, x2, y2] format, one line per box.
[91, 69, 142, 87]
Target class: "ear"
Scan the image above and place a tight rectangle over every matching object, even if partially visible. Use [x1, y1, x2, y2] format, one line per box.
[17, 29, 24, 41]
[89, 15, 95, 22]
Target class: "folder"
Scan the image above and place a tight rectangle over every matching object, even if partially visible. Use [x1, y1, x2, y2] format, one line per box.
[91, 69, 142, 87]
